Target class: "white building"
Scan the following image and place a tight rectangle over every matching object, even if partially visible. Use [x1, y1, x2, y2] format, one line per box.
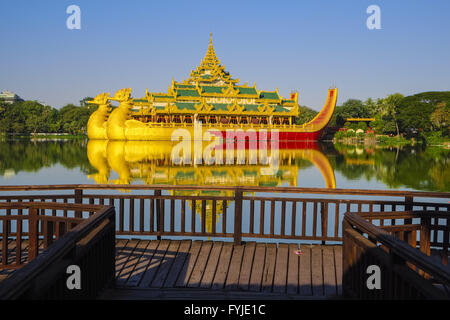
[0, 90, 24, 104]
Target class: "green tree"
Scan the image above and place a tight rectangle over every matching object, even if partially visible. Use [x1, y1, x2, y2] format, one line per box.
[58, 104, 93, 134]
[295, 106, 318, 125]
[379, 93, 404, 136]
[430, 102, 449, 135]
[22, 101, 60, 134]
[2, 102, 27, 133]
[331, 99, 373, 126]
[80, 97, 94, 107]
[364, 97, 377, 115]
[396, 91, 450, 134]
[0, 98, 96, 135]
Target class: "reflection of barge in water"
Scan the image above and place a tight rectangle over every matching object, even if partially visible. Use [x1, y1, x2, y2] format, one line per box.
[86, 140, 336, 189]
[87, 140, 337, 233]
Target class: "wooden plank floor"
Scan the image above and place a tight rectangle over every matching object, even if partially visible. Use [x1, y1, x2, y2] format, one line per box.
[100, 239, 343, 300]
[2, 238, 448, 299]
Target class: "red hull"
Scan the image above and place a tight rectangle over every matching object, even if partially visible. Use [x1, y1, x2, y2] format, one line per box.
[212, 88, 337, 148]
[214, 130, 323, 149]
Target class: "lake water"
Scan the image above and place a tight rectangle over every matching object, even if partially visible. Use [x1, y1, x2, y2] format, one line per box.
[0, 139, 448, 192]
[0, 138, 448, 245]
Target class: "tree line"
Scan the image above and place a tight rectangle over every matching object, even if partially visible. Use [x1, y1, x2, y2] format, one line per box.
[0, 97, 94, 135]
[1, 91, 448, 139]
[328, 91, 450, 139]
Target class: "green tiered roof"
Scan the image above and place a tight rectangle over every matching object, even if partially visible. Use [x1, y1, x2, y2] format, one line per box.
[176, 89, 200, 97]
[200, 86, 226, 93]
[259, 91, 280, 100]
[239, 87, 258, 95]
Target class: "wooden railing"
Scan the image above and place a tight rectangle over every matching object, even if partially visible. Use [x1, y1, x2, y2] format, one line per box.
[0, 184, 448, 246]
[0, 202, 103, 270]
[0, 184, 448, 299]
[342, 211, 450, 300]
[356, 210, 449, 266]
[0, 201, 115, 299]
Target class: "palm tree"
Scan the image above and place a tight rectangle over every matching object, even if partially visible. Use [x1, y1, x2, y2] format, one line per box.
[381, 93, 404, 136]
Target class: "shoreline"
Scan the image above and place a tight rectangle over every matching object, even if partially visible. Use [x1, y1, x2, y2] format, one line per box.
[0, 133, 86, 141]
[332, 133, 450, 149]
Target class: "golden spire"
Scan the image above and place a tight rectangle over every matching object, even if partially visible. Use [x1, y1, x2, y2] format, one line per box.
[203, 32, 218, 66]
[185, 33, 238, 84]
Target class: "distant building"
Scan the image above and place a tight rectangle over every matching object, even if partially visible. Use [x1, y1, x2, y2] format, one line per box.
[0, 90, 24, 104]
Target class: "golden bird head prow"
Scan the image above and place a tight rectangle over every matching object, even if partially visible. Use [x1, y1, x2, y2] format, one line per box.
[88, 92, 110, 105]
[110, 88, 132, 102]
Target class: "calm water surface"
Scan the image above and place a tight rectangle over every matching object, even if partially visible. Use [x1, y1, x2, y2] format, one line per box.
[0, 139, 448, 244]
[0, 139, 448, 192]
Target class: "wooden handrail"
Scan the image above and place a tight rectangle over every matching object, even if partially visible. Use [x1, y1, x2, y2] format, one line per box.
[357, 211, 450, 219]
[0, 215, 84, 224]
[1, 185, 448, 246]
[0, 202, 105, 211]
[0, 184, 447, 198]
[344, 212, 450, 286]
[0, 204, 116, 299]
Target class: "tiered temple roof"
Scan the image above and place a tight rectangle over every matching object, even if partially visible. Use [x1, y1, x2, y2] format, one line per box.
[131, 34, 299, 119]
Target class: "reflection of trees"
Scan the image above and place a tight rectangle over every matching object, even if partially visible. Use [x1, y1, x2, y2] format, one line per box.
[0, 139, 95, 176]
[377, 147, 449, 191]
[295, 158, 314, 170]
[332, 144, 450, 192]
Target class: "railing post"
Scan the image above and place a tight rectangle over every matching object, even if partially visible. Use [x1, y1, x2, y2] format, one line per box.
[405, 196, 413, 210]
[404, 196, 416, 268]
[43, 220, 54, 249]
[234, 188, 243, 246]
[28, 208, 39, 261]
[321, 201, 327, 245]
[1, 218, 8, 268]
[405, 196, 413, 226]
[342, 218, 351, 298]
[419, 214, 431, 278]
[74, 188, 83, 218]
[155, 189, 162, 240]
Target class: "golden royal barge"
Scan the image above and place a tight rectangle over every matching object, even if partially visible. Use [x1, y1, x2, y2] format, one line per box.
[87, 34, 337, 142]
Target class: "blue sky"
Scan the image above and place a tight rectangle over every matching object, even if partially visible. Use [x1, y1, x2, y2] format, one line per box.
[0, 0, 449, 110]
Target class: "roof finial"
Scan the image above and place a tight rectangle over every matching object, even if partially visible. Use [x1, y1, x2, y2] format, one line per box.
[210, 32, 213, 44]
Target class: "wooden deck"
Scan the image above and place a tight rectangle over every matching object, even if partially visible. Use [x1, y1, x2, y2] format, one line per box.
[1, 185, 447, 300]
[100, 239, 343, 300]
